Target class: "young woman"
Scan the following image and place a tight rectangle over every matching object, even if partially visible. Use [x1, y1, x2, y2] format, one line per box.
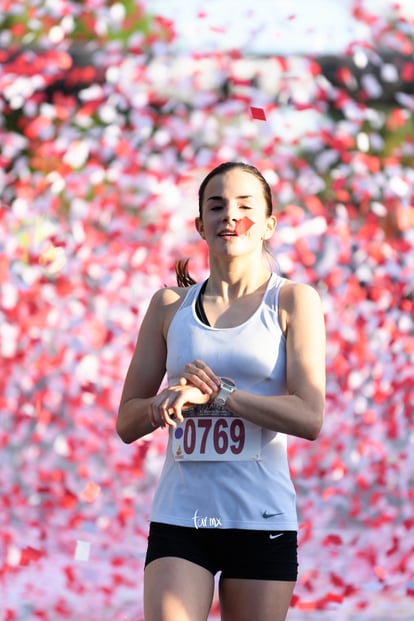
[116, 162, 326, 621]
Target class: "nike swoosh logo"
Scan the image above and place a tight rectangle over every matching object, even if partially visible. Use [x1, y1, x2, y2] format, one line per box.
[269, 533, 283, 540]
[262, 511, 283, 519]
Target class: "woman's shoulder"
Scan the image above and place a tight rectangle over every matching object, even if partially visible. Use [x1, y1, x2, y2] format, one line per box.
[278, 278, 322, 313]
[150, 285, 198, 337]
[151, 284, 195, 308]
[276, 279, 323, 334]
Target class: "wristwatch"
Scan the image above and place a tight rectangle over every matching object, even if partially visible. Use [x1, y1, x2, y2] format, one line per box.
[215, 377, 236, 407]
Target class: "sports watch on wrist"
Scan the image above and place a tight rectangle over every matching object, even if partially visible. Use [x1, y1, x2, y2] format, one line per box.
[214, 377, 236, 407]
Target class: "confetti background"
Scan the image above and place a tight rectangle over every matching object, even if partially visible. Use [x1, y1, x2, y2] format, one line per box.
[1, 1, 413, 620]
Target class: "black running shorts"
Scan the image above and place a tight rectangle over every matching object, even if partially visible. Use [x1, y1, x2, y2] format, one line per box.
[145, 522, 298, 581]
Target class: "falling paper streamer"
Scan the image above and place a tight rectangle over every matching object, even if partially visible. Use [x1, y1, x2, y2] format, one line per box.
[75, 540, 91, 562]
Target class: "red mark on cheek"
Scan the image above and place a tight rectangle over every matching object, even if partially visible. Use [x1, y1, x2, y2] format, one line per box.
[235, 216, 254, 235]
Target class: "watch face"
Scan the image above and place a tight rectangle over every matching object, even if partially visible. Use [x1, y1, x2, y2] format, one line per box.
[215, 378, 235, 407]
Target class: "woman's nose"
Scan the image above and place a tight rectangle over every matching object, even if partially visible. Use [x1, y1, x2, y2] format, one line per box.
[222, 203, 238, 221]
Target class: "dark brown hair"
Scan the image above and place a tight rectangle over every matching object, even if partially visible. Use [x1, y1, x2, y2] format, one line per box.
[175, 161, 274, 287]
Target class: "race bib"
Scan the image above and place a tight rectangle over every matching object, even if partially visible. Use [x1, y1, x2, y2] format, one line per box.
[172, 416, 262, 461]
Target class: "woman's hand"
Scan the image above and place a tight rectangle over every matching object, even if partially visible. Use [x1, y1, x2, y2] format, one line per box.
[149, 383, 212, 429]
[179, 359, 220, 396]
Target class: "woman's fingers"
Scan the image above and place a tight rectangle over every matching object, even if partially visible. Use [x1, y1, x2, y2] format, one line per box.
[149, 381, 214, 430]
[149, 389, 186, 429]
[182, 360, 220, 393]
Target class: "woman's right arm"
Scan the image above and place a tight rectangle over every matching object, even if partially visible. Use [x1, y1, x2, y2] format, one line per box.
[116, 289, 170, 443]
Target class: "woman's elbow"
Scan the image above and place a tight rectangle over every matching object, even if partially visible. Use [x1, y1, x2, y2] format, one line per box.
[306, 407, 325, 441]
[115, 415, 136, 444]
[116, 410, 153, 444]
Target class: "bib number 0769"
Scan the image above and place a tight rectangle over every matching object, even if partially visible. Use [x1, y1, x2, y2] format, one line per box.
[185, 417, 244, 455]
[172, 417, 262, 461]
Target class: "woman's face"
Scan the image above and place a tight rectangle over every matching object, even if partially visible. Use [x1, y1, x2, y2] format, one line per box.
[196, 168, 276, 256]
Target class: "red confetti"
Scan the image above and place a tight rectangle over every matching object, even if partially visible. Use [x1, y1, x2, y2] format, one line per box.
[401, 61, 414, 82]
[250, 106, 267, 120]
[322, 534, 343, 546]
[20, 546, 44, 566]
[234, 216, 254, 235]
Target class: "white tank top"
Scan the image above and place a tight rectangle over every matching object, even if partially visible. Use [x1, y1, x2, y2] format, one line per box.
[149, 273, 298, 531]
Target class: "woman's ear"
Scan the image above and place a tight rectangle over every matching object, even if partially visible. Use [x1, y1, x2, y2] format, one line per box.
[195, 217, 205, 239]
[262, 215, 277, 240]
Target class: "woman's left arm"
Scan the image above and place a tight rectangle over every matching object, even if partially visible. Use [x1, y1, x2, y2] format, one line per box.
[225, 282, 326, 440]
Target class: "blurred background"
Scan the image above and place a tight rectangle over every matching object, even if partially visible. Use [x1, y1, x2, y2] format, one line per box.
[0, 1, 413, 619]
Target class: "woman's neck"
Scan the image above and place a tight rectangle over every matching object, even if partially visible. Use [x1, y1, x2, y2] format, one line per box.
[206, 264, 271, 301]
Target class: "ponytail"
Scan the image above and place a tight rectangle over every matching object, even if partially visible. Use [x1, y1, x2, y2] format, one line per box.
[175, 258, 197, 287]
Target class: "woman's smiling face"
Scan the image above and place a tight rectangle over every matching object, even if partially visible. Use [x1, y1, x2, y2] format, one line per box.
[196, 168, 277, 256]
